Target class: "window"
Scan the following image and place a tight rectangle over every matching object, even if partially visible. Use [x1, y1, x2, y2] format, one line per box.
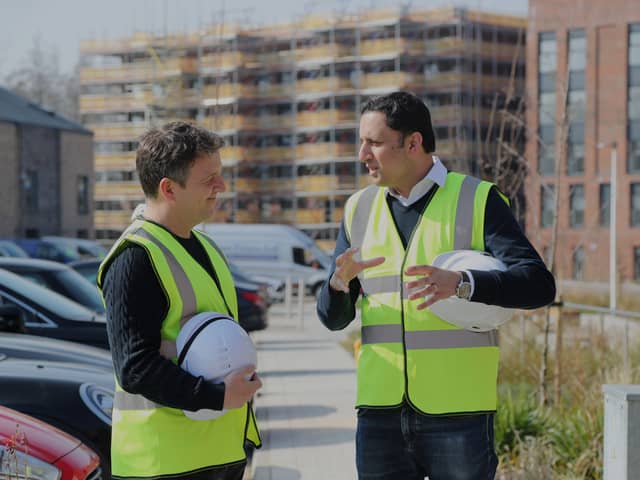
[568, 29, 585, 177]
[600, 183, 611, 227]
[631, 183, 640, 227]
[538, 125, 555, 175]
[539, 32, 557, 177]
[569, 184, 584, 228]
[635, 247, 640, 281]
[567, 124, 585, 175]
[572, 246, 585, 280]
[629, 25, 640, 173]
[541, 185, 555, 228]
[77, 175, 89, 215]
[23, 169, 38, 214]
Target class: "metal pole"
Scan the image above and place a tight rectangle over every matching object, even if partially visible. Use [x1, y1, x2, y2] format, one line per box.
[610, 143, 617, 314]
[297, 278, 305, 329]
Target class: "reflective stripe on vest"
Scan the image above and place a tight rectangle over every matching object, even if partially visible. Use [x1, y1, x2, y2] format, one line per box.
[97, 220, 261, 478]
[345, 173, 502, 414]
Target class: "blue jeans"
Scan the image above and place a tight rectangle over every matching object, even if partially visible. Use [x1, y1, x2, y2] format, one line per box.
[356, 405, 497, 480]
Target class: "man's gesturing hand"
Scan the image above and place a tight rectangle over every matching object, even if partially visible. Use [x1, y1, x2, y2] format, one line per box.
[223, 365, 262, 409]
[404, 265, 463, 310]
[329, 247, 385, 293]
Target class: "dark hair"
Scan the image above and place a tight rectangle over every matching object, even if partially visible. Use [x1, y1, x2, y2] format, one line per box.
[136, 121, 225, 197]
[361, 91, 436, 153]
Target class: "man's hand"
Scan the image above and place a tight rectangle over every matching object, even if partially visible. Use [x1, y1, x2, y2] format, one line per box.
[404, 265, 463, 310]
[329, 247, 385, 293]
[223, 365, 262, 409]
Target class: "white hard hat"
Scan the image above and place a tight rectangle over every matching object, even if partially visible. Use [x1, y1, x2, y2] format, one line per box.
[428, 250, 514, 332]
[176, 312, 257, 420]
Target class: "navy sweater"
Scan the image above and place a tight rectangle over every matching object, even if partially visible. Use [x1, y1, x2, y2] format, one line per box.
[102, 230, 226, 411]
[316, 185, 556, 330]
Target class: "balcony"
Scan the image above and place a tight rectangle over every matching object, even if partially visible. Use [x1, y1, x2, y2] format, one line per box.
[255, 83, 295, 98]
[295, 142, 355, 160]
[331, 207, 345, 223]
[425, 38, 521, 62]
[360, 72, 424, 90]
[295, 44, 354, 61]
[296, 175, 338, 192]
[220, 146, 244, 163]
[95, 211, 134, 229]
[296, 77, 355, 95]
[95, 153, 136, 170]
[244, 147, 295, 163]
[79, 92, 154, 113]
[235, 178, 262, 193]
[95, 181, 143, 198]
[236, 210, 262, 223]
[202, 83, 259, 100]
[296, 209, 325, 224]
[424, 72, 524, 92]
[89, 123, 148, 141]
[296, 109, 357, 127]
[360, 38, 424, 57]
[261, 178, 294, 192]
[80, 58, 197, 84]
[201, 52, 257, 70]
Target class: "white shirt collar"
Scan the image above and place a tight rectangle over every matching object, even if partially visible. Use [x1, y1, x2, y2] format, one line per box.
[386, 155, 448, 207]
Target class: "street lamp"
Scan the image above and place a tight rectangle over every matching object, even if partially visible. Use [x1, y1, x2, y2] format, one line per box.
[597, 141, 626, 372]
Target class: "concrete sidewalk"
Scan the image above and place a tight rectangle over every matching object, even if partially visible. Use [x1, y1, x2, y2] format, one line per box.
[249, 300, 359, 480]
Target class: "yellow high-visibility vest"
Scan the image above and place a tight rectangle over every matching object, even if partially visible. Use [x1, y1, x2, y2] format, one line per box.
[98, 219, 261, 478]
[345, 172, 505, 414]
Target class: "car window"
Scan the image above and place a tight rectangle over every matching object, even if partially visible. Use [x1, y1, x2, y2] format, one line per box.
[19, 272, 50, 289]
[54, 269, 105, 314]
[0, 270, 95, 321]
[0, 293, 42, 324]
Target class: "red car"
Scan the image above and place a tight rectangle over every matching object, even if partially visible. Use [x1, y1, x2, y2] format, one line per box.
[0, 406, 102, 479]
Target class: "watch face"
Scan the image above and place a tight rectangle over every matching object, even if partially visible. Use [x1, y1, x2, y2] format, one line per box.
[457, 282, 472, 299]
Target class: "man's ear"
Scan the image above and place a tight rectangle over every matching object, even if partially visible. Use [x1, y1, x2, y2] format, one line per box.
[158, 177, 176, 201]
[408, 132, 423, 153]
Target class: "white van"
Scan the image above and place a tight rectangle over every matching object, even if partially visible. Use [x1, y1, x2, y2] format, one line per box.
[197, 223, 331, 297]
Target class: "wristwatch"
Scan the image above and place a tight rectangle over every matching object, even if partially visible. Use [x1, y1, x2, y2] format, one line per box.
[455, 271, 472, 300]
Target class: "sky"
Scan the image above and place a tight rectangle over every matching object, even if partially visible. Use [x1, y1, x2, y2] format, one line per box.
[0, 0, 528, 76]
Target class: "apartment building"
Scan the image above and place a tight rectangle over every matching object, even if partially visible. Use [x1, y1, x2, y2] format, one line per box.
[0, 87, 94, 238]
[526, 0, 640, 288]
[79, 6, 525, 251]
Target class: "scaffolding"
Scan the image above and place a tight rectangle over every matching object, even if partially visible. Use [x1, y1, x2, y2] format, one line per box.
[79, 6, 526, 252]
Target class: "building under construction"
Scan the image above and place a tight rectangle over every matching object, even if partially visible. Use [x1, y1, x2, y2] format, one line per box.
[79, 6, 525, 251]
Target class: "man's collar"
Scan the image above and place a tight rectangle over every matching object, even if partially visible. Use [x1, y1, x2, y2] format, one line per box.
[386, 156, 447, 207]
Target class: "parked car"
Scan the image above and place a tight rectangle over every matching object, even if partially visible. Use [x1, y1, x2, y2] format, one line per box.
[0, 257, 105, 314]
[0, 331, 113, 370]
[69, 258, 102, 285]
[0, 240, 29, 258]
[229, 262, 284, 305]
[235, 277, 269, 332]
[0, 352, 114, 478]
[42, 236, 108, 260]
[0, 268, 109, 350]
[70, 258, 269, 331]
[9, 238, 84, 263]
[0, 405, 102, 480]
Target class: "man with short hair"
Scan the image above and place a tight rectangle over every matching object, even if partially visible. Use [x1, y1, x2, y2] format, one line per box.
[317, 91, 555, 479]
[99, 121, 262, 480]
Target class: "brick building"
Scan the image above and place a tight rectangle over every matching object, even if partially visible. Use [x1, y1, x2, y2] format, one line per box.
[0, 87, 95, 238]
[526, 0, 640, 297]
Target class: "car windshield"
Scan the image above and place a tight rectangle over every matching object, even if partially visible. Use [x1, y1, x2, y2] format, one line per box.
[0, 269, 96, 321]
[228, 263, 258, 284]
[54, 269, 105, 314]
